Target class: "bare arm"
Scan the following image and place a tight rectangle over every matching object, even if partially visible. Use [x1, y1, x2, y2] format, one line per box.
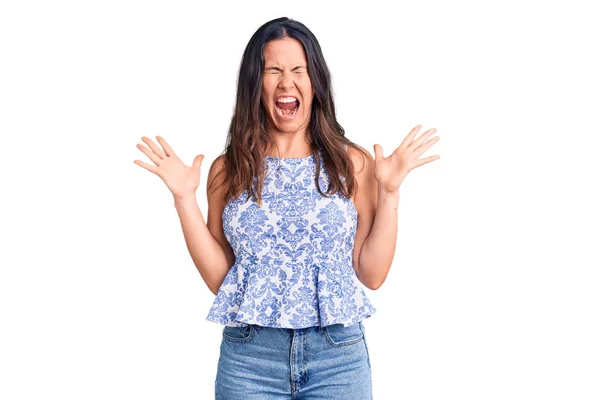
[350, 145, 397, 290]
[174, 155, 235, 295]
[357, 186, 399, 290]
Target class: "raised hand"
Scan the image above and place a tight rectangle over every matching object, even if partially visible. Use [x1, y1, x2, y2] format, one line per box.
[134, 136, 205, 200]
[373, 125, 440, 193]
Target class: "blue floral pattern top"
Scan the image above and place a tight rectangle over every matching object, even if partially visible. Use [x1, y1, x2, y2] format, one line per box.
[206, 148, 377, 328]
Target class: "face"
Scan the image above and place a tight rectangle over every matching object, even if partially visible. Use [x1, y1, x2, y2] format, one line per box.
[261, 37, 315, 136]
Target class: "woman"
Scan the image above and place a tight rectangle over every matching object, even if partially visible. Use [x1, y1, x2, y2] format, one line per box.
[134, 16, 439, 400]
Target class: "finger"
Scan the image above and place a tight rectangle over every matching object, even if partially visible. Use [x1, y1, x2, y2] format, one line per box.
[136, 143, 162, 166]
[413, 155, 440, 168]
[134, 159, 161, 176]
[373, 144, 383, 161]
[192, 154, 205, 171]
[141, 136, 166, 159]
[414, 136, 440, 157]
[409, 128, 437, 150]
[156, 136, 175, 157]
[398, 124, 422, 149]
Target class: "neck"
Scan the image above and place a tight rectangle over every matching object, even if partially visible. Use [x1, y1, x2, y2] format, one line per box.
[265, 131, 314, 158]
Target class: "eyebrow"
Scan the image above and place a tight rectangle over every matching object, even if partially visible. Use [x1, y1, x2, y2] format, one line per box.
[264, 65, 307, 71]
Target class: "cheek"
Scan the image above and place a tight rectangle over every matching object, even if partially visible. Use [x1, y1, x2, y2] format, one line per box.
[303, 82, 314, 101]
[303, 99, 313, 111]
[260, 91, 271, 108]
[303, 89, 314, 107]
[261, 81, 271, 102]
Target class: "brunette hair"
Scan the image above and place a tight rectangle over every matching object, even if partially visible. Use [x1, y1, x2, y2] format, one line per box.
[210, 17, 369, 205]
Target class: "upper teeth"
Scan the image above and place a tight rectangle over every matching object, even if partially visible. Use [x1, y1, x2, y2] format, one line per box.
[277, 97, 297, 103]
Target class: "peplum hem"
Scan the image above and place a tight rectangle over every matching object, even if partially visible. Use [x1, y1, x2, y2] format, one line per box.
[206, 260, 377, 329]
[313, 257, 378, 328]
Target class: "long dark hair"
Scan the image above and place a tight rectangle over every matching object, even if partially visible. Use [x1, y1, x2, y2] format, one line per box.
[211, 17, 370, 205]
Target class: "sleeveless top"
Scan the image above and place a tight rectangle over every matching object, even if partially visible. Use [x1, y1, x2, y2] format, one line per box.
[205, 147, 377, 328]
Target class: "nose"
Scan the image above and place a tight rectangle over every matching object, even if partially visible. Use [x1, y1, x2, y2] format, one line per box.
[278, 69, 295, 90]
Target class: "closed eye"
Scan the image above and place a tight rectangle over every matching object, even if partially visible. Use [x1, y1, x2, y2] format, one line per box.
[264, 67, 307, 74]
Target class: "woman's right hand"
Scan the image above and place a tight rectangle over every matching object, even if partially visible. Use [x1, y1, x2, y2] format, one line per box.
[134, 136, 205, 200]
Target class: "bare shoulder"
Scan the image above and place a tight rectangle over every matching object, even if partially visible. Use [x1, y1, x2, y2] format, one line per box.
[206, 154, 228, 198]
[346, 143, 376, 214]
[347, 143, 374, 181]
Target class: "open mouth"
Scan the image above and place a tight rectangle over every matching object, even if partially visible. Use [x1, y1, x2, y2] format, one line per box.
[275, 97, 300, 119]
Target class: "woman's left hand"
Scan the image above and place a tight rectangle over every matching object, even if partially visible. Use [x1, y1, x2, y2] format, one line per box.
[373, 125, 440, 193]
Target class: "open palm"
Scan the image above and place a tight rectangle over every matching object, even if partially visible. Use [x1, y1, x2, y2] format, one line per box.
[373, 125, 440, 193]
[134, 136, 205, 200]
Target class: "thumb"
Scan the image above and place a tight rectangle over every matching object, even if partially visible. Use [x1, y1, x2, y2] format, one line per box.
[373, 144, 383, 161]
[192, 154, 205, 171]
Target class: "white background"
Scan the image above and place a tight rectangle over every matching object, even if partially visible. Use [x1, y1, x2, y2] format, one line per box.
[1, 0, 599, 399]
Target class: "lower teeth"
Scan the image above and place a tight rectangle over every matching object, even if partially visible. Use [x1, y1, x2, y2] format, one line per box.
[277, 106, 298, 117]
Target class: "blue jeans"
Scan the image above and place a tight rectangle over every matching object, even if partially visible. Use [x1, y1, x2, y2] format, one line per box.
[215, 321, 372, 399]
